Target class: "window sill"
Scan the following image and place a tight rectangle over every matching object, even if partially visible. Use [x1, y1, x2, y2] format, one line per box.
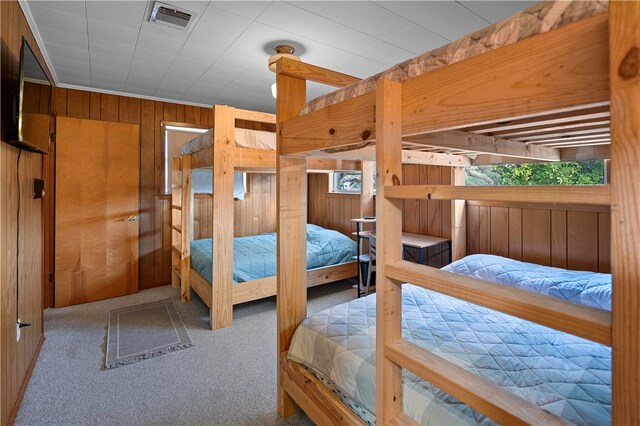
[327, 191, 361, 198]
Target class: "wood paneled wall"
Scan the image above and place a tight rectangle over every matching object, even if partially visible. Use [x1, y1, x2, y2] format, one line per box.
[1, 1, 48, 424]
[466, 201, 610, 273]
[193, 173, 276, 239]
[402, 164, 452, 267]
[308, 165, 452, 267]
[50, 89, 217, 291]
[308, 173, 361, 238]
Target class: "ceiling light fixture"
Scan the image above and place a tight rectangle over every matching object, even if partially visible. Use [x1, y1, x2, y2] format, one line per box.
[268, 44, 300, 73]
[267, 44, 303, 99]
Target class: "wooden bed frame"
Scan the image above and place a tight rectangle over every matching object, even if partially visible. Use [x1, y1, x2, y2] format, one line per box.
[276, 3, 638, 425]
[170, 105, 367, 330]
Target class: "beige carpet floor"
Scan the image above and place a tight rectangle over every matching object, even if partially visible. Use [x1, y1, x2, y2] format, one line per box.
[16, 280, 357, 425]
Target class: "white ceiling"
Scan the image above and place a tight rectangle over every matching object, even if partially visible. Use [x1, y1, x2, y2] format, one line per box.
[24, 0, 536, 113]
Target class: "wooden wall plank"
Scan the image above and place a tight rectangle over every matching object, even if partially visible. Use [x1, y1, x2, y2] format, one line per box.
[522, 209, 551, 266]
[89, 92, 101, 121]
[508, 208, 522, 260]
[66, 89, 90, 119]
[567, 211, 598, 271]
[598, 211, 610, 273]
[489, 207, 509, 258]
[139, 99, 155, 289]
[550, 210, 568, 269]
[100, 94, 119, 122]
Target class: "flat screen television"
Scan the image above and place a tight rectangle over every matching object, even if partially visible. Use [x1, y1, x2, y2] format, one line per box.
[7, 37, 52, 154]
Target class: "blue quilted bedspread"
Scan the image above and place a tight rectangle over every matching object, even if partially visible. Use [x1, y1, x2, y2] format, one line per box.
[442, 254, 612, 311]
[289, 254, 611, 425]
[190, 224, 356, 284]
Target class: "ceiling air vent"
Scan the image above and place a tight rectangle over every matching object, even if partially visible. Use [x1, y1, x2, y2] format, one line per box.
[149, 2, 195, 30]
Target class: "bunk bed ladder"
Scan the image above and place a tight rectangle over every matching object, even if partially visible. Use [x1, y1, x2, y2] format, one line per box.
[170, 156, 191, 301]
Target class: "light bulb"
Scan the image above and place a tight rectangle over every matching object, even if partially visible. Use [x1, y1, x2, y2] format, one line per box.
[271, 82, 277, 99]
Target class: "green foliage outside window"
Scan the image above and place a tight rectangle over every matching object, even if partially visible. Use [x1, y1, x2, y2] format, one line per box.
[465, 160, 605, 186]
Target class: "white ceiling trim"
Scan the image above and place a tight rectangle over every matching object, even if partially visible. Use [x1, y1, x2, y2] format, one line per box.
[18, 0, 60, 85]
[56, 82, 213, 108]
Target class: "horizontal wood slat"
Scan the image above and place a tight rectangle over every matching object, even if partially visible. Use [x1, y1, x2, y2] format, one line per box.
[384, 185, 611, 206]
[386, 260, 612, 345]
[233, 108, 275, 124]
[401, 14, 609, 136]
[277, 57, 360, 88]
[386, 339, 570, 426]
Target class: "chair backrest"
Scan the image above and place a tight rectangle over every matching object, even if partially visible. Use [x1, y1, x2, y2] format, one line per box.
[369, 233, 377, 261]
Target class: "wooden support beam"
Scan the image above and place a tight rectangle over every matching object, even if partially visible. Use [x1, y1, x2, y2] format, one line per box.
[234, 108, 275, 124]
[386, 260, 612, 346]
[402, 14, 609, 136]
[280, 91, 376, 155]
[280, 355, 366, 426]
[276, 67, 307, 419]
[375, 79, 405, 424]
[610, 2, 640, 424]
[234, 147, 276, 169]
[278, 57, 360, 88]
[405, 130, 561, 161]
[472, 154, 545, 165]
[559, 145, 611, 161]
[451, 167, 466, 261]
[490, 119, 610, 138]
[385, 184, 611, 206]
[301, 145, 471, 166]
[180, 154, 192, 302]
[386, 339, 569, 426]
[306, 158, 360, 171]
[210, 105, 235, 330]
[465, 106, 610, 134]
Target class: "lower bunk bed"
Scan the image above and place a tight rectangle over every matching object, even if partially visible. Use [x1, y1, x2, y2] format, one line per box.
[283, 254, 612, 425]
[186, 224, 358, 308]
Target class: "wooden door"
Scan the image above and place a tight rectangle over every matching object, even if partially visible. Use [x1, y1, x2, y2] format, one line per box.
[55, 117, 139, 307]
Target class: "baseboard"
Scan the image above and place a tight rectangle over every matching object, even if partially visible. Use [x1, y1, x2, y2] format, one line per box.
[8, 334, 44, 426]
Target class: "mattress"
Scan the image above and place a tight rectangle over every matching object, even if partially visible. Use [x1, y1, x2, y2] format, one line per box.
[301, 1, 608, 115]
[190, 224, 356, 284]
[181, 128, 276, 155]
[288, 254, 611, 425]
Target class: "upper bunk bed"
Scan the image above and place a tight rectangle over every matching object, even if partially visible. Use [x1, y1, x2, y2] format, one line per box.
[277, 0, 610, 166]
[274, 0, 639, 425]
[171, 105, 364, 330]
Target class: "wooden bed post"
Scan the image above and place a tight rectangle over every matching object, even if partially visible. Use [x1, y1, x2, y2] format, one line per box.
[210, 105, 235, 330]
[180, 154, 192, 302]
[451, 166, 466, 261]
[610, 2, 640, 424]
[360, 160, 375, 217]
[375, 79, 405, 424]
[276, 65, 307, 418]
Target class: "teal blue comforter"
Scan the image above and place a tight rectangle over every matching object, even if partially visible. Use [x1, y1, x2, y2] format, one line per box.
[190, 224, 356, 284]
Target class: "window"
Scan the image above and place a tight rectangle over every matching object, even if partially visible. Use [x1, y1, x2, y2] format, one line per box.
[465, 160, 605, 186]
[331, 165, 377, 193]
[162, 124, 209, 194]
[333, 171, 362, 193]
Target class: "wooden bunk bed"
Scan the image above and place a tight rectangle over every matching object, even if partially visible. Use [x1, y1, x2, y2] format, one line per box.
[275, 1, 638, 425]
[170, 106, 365, 330]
